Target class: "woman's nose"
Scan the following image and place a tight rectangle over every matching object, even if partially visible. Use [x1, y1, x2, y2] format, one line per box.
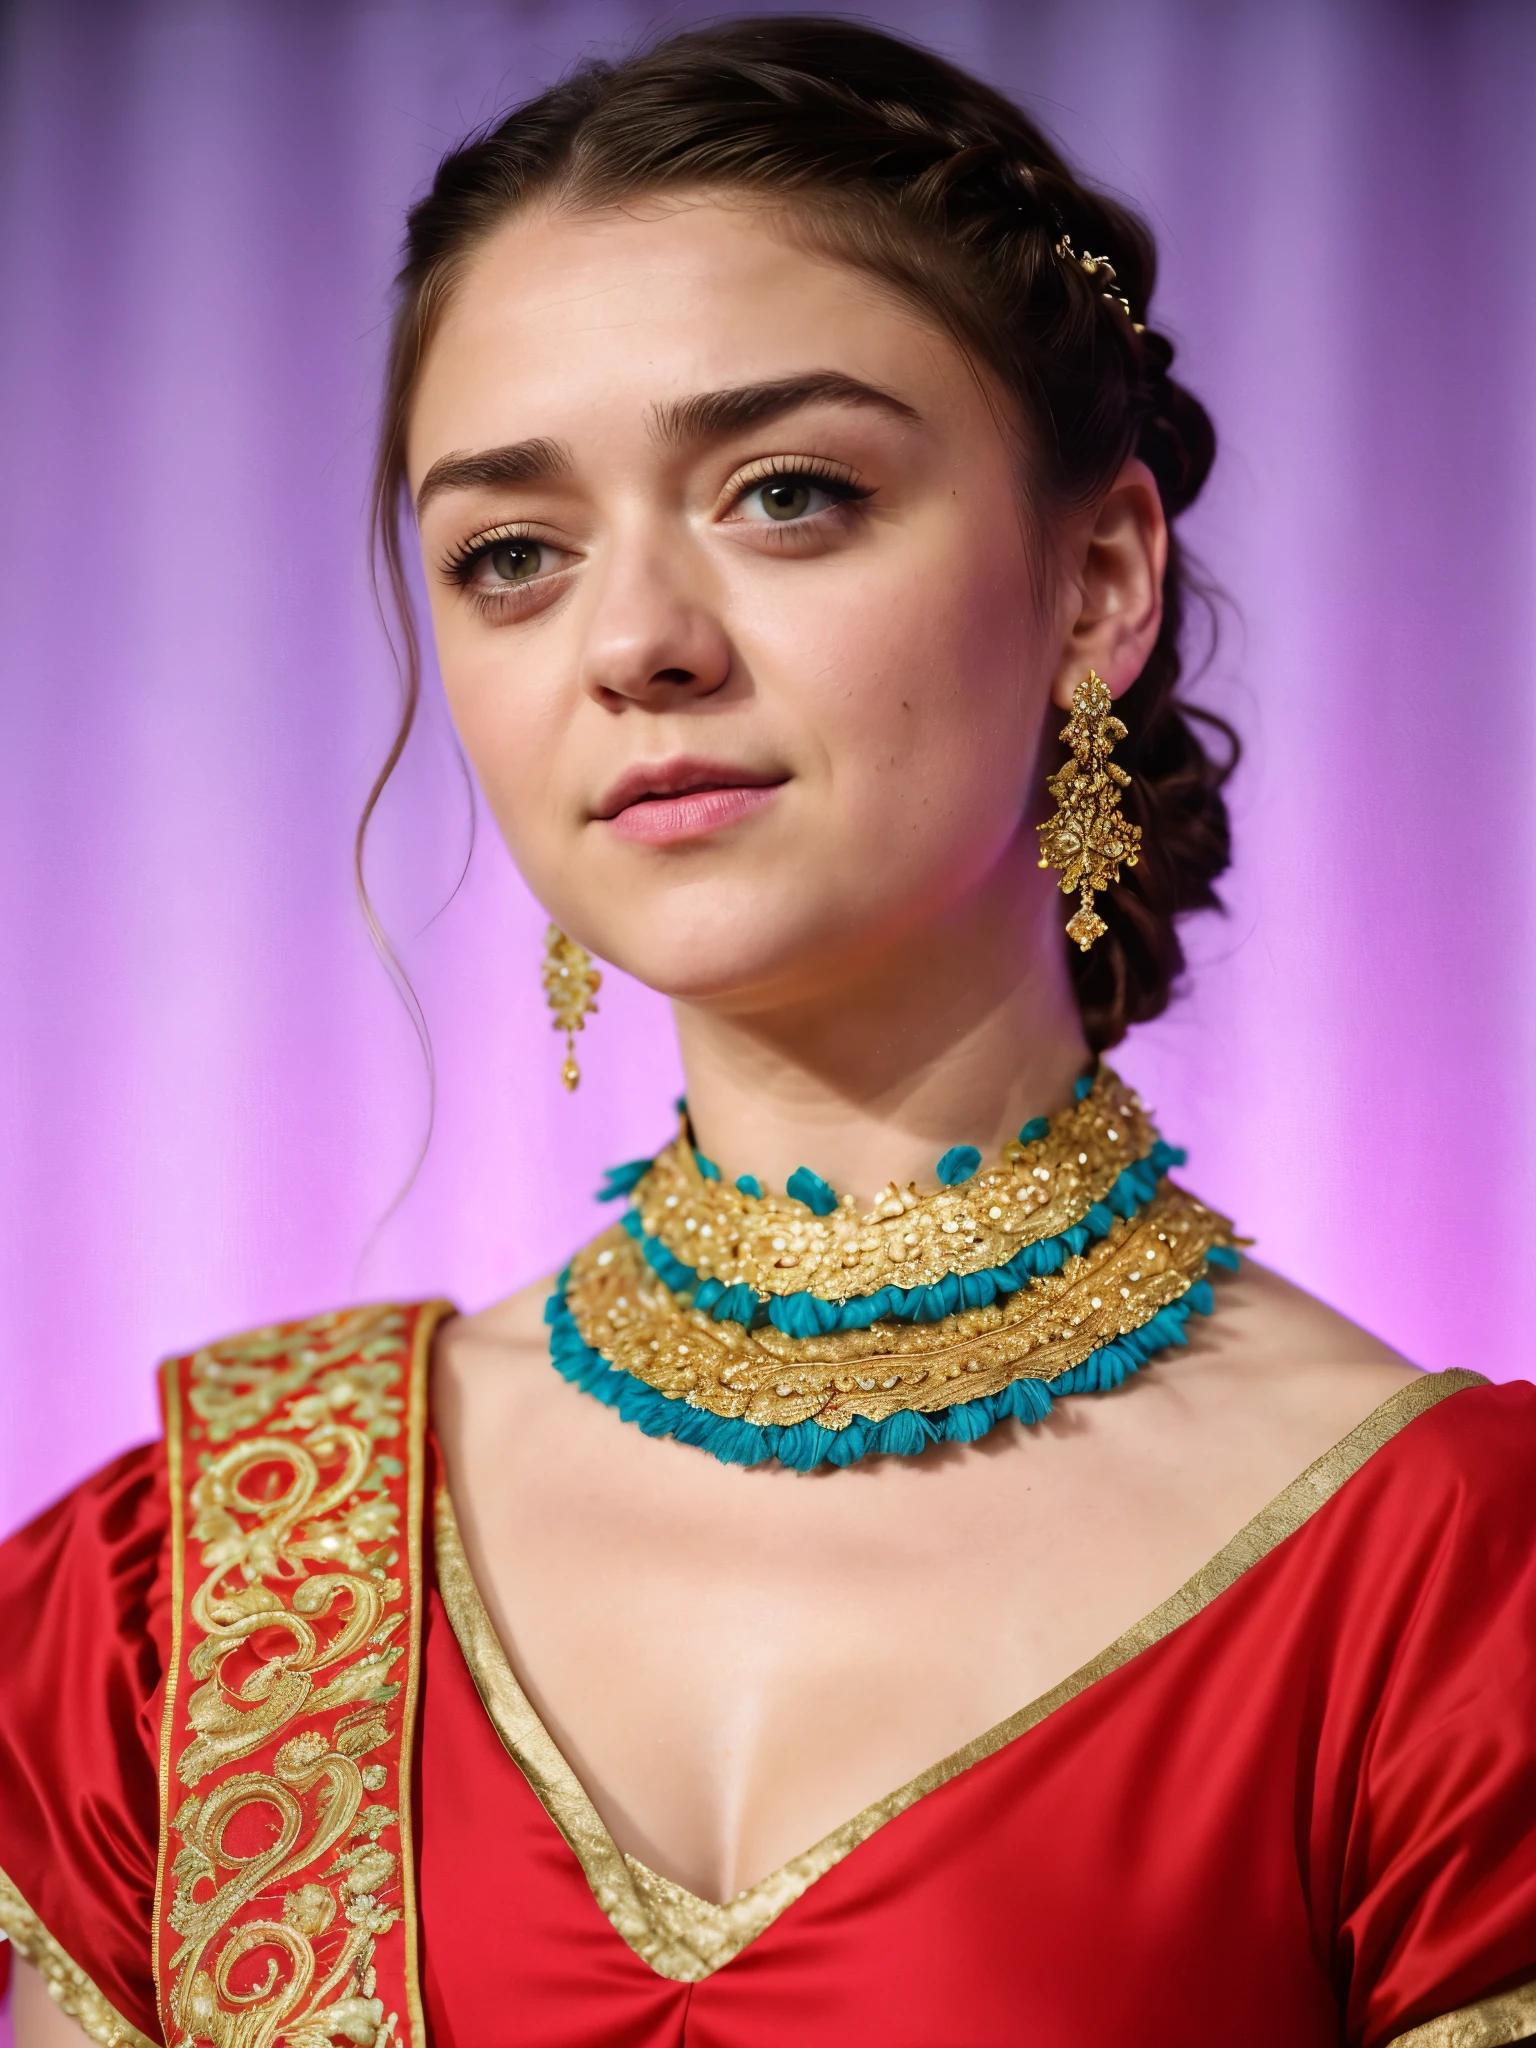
[577, 538, 733, 708]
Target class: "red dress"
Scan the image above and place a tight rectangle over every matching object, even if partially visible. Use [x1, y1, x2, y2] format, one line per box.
[1, 1301, 1535, 2048]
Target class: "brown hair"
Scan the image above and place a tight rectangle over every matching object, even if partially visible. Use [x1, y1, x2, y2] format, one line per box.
[365, 15, 1237, 1051]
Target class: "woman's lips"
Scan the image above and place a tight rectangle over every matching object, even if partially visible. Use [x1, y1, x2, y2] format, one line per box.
[605, 782, 782, 845]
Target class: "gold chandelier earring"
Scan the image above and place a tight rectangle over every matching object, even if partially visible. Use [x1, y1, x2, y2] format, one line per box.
[1037, 670, 1142, 951]
[541, 926, 602, 1091]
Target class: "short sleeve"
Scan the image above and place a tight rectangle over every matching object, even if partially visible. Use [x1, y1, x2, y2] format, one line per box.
[1334, 1381, 1536, 2048]
[0, 1443, 169, 2048]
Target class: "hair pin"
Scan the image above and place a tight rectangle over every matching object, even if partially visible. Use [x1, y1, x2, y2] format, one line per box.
[1054, 234, 1146, 333]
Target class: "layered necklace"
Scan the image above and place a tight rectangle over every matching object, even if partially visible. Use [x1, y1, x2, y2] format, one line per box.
[551, 1065, 1241, 1471]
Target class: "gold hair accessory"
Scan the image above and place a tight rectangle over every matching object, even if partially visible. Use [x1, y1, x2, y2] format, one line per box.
[541, 925, 601, 1091]
[1037, 670, 1142, 952]
[1054, 234, 1145, 332]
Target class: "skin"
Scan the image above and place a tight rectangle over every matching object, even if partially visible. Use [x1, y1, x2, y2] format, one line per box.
[13, 196, 1418, 2045]
[411, 199, 1102, 1188]
[11, 1965, 81, 2048]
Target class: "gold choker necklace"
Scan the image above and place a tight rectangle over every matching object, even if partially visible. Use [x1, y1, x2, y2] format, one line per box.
[550, 1067, 1240, 1468]
[632, 1066, 1161, 1301]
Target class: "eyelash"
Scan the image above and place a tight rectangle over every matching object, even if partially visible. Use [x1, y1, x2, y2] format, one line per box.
[440, 522, 537, 585]
[725, 456, 873, 517]
[440, 460, 874, 609]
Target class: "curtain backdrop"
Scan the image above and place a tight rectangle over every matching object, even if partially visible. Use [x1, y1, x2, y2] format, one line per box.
[2, 0, 1533, 1543]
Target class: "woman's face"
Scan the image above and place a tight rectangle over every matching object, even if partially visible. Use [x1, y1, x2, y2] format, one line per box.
[409, 198, 1075, 1009]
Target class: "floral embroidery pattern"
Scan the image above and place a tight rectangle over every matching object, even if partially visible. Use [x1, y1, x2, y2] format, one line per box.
[157, 1305, 432, 2048]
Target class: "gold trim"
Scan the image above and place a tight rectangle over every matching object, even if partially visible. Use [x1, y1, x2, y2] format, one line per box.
[1388, 1981, 1536, 2047]
[150, 1356, 186, 2040]
[0, 1864, 157, 2048]
[432, 1488, 716, 1980]
[396, 1303, 453, 2048]
[436, 1367, 1485, 1983]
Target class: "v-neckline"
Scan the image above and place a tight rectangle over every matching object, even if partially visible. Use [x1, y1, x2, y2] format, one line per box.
[432, 1368, 1480, 1984]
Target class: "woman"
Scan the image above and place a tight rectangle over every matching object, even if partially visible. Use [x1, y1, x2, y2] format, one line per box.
[3, 19, 1533, 2048]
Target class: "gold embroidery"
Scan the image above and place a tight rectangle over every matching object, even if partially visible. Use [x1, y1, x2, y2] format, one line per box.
[566, 1181, 1232, 1428]
[391, 1308, 434, 2048]
[185, 1307, 406, 1445]
[155, 1303, 448, 2048]
[1387, 1981, 1536, 2047]
[0, 1865, 157, 2048]
[155, 1328, 189, 2019]
[633, 1065, 1159, 1299]
[437, 1369, 1485, 1983]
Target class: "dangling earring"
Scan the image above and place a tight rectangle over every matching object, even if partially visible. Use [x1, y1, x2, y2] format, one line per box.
[1037, 670, 1142, 952]
[541, 926, 601, 1091]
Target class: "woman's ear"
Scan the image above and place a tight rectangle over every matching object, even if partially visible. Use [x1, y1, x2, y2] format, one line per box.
[1049, 456, 1167, 711]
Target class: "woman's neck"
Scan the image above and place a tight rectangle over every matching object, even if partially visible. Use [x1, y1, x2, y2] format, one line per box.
[672, 864, 1091, 1207]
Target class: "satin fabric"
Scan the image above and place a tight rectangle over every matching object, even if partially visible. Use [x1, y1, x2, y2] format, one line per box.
[0, 1442, 168, 2030]
[3, 1379, 1535, 2046]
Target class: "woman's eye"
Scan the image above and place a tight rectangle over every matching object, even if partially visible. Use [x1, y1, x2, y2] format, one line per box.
[739, 474, 840, 523]
[485, 539, 547, 582]
[446, 531, 573, 601]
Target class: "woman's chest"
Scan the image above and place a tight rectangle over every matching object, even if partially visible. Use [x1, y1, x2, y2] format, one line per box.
[416, 1567, 1347, 2048]
[447, 1372, 1325, 1906]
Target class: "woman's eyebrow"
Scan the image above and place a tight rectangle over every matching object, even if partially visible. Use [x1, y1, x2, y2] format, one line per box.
[652, 370, 921, 446]
[415, 436, 571, 514]
[413, 373, 919, 514]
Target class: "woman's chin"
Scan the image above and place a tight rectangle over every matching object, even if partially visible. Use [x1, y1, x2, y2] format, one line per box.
[589, 906, 881, 1012]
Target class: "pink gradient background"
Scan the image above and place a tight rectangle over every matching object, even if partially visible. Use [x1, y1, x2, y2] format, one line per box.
[3, 0, 1533, 1576]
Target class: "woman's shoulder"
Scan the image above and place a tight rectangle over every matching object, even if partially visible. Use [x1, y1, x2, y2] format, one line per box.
[0, 1296, 454, 2045]
[1061, 1257, 1529, 1647]
[0, 1435, 171, 2044]
[161, 1296, 453, 1437]
[0, 1294, 456, 1790]
[0, 1436, 171, 1676]
[1323, 1365, 1536, 1555]
[1365, 1362, 1536, 1479]
[1160, 1256, 1529, 1496]
[0, 1298, 453, 1568]
[431, 1273, 557, 1408]
[1173, 1261, 1536, 1634]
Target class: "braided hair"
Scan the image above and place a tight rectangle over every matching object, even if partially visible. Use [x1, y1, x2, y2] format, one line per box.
[368, 16, 1238, 1050]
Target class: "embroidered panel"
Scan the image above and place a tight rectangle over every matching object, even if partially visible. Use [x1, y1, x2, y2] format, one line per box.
[153, 1302, 446, 2048]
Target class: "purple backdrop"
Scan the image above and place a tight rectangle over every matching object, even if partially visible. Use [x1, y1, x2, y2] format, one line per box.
[3, 0, 1534, 1557]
